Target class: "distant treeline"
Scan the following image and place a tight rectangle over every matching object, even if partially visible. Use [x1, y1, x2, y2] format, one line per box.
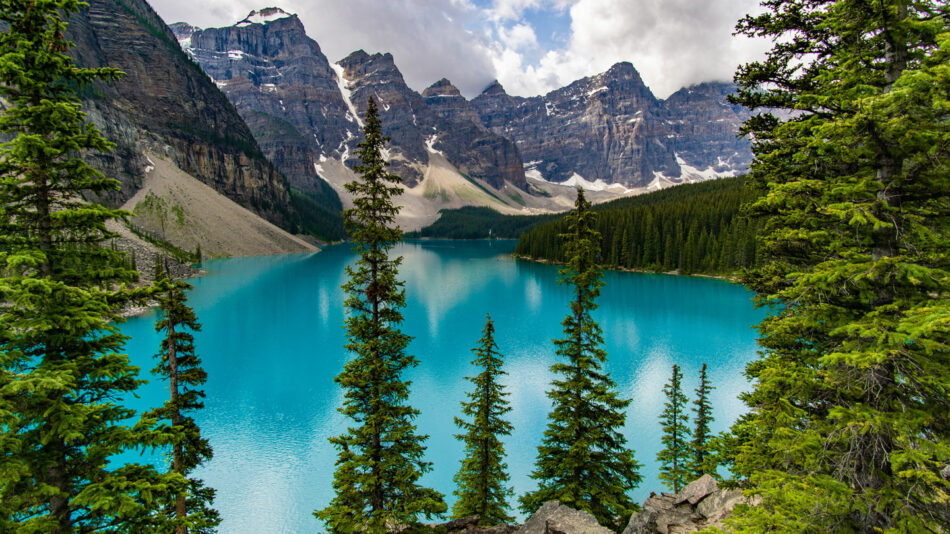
[405, 206, 559, 239]
[515, 178, 761, 275]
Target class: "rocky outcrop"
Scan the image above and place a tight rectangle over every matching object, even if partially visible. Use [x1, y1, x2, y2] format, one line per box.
[622, 475, 749, 534]
[521, 501, 614, 534]
[67, 0, 296, 228]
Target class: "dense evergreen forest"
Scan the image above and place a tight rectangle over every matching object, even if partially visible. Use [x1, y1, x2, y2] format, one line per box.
[405, 206, 558, 239]
[515, 178, 760, 275]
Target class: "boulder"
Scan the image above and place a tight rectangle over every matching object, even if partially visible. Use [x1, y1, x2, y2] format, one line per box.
[521, 501, 613, 534]
[622, 475, 753, 534]
[675, 475, 718, 506]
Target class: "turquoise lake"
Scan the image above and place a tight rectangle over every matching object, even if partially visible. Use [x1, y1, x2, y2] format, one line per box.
[119, 240, 766, 533]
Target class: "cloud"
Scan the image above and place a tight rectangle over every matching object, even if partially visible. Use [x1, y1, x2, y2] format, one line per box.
[147, 0, 768, 99]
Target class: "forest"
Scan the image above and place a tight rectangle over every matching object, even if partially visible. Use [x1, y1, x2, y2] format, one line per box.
[515, 178, 760, 275]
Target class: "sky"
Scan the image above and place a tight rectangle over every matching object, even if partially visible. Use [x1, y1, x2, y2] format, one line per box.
[148, 0, 770, 99]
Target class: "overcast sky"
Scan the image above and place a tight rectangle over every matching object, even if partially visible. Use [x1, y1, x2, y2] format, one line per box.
[148, 0, 769, 99]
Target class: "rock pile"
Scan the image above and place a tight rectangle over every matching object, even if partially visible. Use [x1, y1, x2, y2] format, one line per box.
[622, 475, 748, 534]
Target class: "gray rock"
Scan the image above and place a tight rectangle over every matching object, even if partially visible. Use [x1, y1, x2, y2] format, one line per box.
[695, 489, 744, 522]
[675, 474, 718, 506]
[521, 501, 612, 534]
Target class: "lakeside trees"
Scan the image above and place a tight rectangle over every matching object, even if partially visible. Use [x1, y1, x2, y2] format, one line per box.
[315, 97, 445, 532]
[148, 278, 220, 533]
[726, 0, 950, 531]
[519, 189, 642, 526]
[452, 315, 514, 525]
[0, 0, 187, 530]
[689, 363, 715, 479]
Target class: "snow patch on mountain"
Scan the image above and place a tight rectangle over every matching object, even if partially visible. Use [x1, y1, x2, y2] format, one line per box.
[331, 62, 364, 128]
[425, 135, 444, 156]
[236, 8, 293, 27]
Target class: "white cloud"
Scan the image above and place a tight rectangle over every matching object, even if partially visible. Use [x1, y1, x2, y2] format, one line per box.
[148, 0, 768, 99]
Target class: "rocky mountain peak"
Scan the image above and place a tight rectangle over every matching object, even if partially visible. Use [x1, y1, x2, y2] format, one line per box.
[422, 78, 463, 98]
[479, 79, 507, 97]
[236, 7, 296, 27]
[338, 50, 403, 85]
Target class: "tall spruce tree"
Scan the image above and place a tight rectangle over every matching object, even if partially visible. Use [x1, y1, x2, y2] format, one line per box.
[148, 278, 220, 534]
[689, 363, 715, 479]
[0, 1, 185, 530]
[519, 188, 641, 527]
[725, 0, 950, 531]
[452, 314, 514, 525]
[657, 364, 690, 493]
[315, 97, 445, 533]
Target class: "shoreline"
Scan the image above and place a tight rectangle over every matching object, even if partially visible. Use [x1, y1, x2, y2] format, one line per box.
[511, 253, 739, 283]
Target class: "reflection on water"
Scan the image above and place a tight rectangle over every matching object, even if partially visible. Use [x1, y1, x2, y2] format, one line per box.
[119, 240, 765, 533]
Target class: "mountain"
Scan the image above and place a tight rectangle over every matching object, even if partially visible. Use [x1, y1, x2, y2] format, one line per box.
[175, 10, 527, 196]
[470, 68, 752, 189]
[168, 7, 753, 229]
[66, 0, 298, 230]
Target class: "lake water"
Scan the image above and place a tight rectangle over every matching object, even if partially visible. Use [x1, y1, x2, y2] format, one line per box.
[119, 240, 765, 533]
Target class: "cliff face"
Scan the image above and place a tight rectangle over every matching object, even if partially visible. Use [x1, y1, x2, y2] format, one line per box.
[67, 0, 296, 227]
[472, 63, 678, 188]
[471, 66, 751, 188]
[175, 15, 527, 191]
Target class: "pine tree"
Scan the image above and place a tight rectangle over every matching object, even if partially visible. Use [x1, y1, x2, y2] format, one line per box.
[315, 97, 445, 533]
[725, 0, 950, 531]
[0, 1, 185, 530]
[689, 363, 715, 479]
[519, 188, 641, 527]
[147, 279, 220, 533]
[452, 314, 514, 525]
[657, 364, 690, 493]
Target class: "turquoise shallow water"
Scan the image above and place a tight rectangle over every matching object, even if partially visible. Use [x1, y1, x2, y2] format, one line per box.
[119, 240, 766, 533]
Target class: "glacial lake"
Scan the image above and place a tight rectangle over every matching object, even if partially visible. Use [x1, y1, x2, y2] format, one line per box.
[119, 240, 766, 533]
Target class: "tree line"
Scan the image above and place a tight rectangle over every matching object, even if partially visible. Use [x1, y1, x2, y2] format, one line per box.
[515, 178, 762, 275]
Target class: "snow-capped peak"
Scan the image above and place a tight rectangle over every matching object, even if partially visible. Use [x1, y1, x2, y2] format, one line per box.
[235, 7, 293, 27]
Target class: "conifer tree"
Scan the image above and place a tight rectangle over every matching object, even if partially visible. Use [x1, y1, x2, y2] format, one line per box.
[452, 315, 514, 525]
[148, 278, 220, 533]
[689, 363, 715, 479]
[519, 188, 641, 526]
[315, 97, 445, 533]
[657, 364, 690, 493]
[726, 0, 950, 531]
[0, 1, 185, 530]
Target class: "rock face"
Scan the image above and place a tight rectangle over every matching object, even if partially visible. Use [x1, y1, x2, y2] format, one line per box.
[175, 14, 527, 191]
[623, 475, 748, 534]
[471, 68, 751, 188]
[66, 0, 295, 227]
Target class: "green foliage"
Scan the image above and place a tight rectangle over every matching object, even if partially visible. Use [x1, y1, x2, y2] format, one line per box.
[289, 187, 345, 242]
[519, 189, 642, 527]
[724, 0, 950, 531]
[453, 315, 514, 525]
[657, 364, 690, 493]
[146, 280, 220, 533]
[407, 206, 558, 239]
[689, 363, 716, 479]
[0, 1, 185, 530]
[516, 178, 761, 275]
[315, 97, 446, 533]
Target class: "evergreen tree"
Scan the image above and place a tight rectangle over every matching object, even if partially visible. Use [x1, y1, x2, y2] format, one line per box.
[657, 364, 690, 493]
[452, 314, 514, 525]
[519, 188, 641, 527]
[315, 97, 445, 533]
[0, 1, 185, 530]
[725, 0, 950, 531]
[148, 279, 220, 533]
[689, 363, 715, 478]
